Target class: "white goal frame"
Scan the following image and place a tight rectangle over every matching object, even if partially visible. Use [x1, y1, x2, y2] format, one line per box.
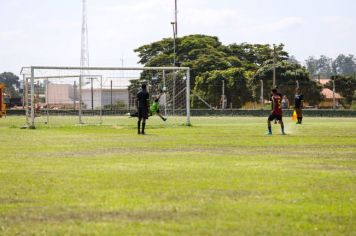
[21, 66, 191, 128]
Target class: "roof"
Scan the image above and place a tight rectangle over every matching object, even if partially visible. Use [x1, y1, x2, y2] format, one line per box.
[319, 78, 331, 85]
[321, 88, 342, 99]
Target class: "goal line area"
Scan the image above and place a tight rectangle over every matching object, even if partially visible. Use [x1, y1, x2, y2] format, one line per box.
[20, 66, 191, 128]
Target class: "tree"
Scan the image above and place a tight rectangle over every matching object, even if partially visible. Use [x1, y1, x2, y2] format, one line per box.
[134, 34, 236, 86]
[332, 54, 356, 76]
[305, 55, 333, 77]
[252, 61, 323, 106]
[134, 35, 322, 108]
[194, 68, 252, 108]
[325, 75, 356, 106]
[0, 72, 21, 97]
[225, 43, 289, 69]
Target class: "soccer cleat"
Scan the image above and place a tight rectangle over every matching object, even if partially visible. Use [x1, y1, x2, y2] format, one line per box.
[281, 131, 286, 135]
[266, 132, 272, 135]
[163, 118, 167, 121]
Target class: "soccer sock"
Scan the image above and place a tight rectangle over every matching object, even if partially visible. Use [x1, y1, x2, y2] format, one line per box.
[300, 117, 303, 124]
[142, 122, 146, 133]
[281, 123, 285, 133]
[268, 125, 272, 133]
[137, 121, 141, 133]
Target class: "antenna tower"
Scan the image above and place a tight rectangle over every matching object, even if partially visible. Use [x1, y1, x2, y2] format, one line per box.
[80, 0, 89, 68]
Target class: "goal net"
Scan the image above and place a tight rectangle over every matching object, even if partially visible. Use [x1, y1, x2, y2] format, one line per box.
[20, 66, 191, 128]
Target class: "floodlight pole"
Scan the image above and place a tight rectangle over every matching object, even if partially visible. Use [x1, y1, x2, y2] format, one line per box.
[171, 22, 177, 115]
[171, 22, 176, 66]
[174, 0, 178, 36]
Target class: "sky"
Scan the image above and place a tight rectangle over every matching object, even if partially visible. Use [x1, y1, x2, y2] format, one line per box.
[1, 0, 356, 76]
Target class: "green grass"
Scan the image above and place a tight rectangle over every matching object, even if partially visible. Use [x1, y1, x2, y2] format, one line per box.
[0, 116, 355, 235]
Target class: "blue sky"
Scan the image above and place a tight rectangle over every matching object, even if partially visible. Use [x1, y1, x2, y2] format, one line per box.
[1, 0, 355, 75]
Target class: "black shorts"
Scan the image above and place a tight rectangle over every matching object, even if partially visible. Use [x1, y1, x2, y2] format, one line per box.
[268, 113, 282, 121]
[295, 107, 302, 117]
[138, 107, 149, 119]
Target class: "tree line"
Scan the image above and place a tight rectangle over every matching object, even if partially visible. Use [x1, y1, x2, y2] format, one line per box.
[134, 34, 356, 108]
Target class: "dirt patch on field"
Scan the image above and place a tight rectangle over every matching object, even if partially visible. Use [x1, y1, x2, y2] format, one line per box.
[0, 208, 201, 224]
[0, 198, 34, 204]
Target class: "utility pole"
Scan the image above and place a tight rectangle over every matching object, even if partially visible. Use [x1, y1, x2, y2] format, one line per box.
[171, 0, 178, 114]
[221, 79, 226, 109]
[174, 0, 178, 36]
[273, 44, 276, 88]
[332, 79, 336, 110]
[260, 79, 264, 109]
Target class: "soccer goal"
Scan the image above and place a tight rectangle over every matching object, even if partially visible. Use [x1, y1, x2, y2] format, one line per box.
[20, 66, 191, 128]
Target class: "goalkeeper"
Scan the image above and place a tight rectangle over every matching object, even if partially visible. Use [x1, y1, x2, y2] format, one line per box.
[129, 89, 167, 121]
[149, 91, 167, 121]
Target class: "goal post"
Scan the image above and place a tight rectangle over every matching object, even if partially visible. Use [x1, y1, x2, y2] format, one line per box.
[21, 66, 191, 128]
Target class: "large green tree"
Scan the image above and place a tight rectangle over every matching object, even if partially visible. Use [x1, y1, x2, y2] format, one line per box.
[134, 34, 322, 108]
[305, 55, 333, 77]
[332, 54, 356, 76]
[194, 68, 252, 108]
[135, 35, 239, 86]
[0, 72, 21, 97]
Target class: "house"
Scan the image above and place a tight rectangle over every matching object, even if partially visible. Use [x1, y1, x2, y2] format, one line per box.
[319, 88, 343, 108]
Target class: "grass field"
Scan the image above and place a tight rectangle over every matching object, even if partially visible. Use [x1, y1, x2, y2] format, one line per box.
[0, 116, 355, 235]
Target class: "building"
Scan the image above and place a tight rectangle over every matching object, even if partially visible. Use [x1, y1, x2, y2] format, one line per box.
[319, 88, 343, 108]
[46, 81, 129, 109]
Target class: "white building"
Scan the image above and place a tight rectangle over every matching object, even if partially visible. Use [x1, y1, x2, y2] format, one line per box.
[46, 80, 129, 109]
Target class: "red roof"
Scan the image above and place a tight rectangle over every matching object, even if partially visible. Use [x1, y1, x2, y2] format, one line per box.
[321, 88, 342, 99]
[319, 78, 331, 85]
